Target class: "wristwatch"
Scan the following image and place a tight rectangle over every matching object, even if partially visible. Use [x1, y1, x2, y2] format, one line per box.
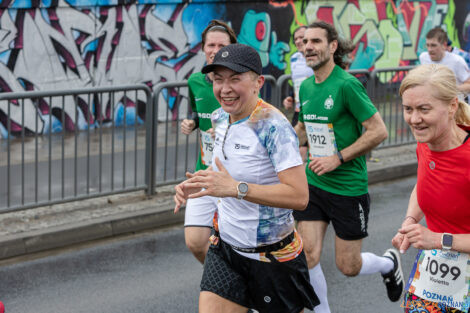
[237, 182, 249, 200]
[441, 233, 453, 251]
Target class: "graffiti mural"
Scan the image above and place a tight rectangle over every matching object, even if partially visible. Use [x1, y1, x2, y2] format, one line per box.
[0, 0, 469, 137]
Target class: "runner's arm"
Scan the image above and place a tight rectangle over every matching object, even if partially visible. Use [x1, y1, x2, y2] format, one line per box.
[339, 112, 388, 162]
[394, 185, 470, 253]
[294, 121, 308, 146]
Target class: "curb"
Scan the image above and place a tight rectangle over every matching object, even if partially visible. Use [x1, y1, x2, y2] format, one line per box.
[0, 161, 417, 261]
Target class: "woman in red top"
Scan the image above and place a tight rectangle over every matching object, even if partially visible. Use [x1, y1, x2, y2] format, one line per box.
[392, 64, 470, 313]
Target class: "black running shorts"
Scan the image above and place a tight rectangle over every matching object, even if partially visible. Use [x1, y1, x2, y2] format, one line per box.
[200, 240, 319, 313]
[293, 184, 370, 240]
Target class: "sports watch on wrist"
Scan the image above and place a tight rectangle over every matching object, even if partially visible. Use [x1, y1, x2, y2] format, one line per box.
[441, 233, 453, 251]
[237, 182, 249, 200]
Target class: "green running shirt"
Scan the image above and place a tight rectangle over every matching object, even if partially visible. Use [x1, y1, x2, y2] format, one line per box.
[298, 65, 377, 196]
[188, 72, 220, 171]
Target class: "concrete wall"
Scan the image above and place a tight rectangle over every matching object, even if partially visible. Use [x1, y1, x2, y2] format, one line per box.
[0, 0, 469, 136]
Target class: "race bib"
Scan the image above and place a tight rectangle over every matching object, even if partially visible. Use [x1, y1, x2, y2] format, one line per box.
[293, 77, 308, 109]
[407, 249, 470, 312]
[304, 122, 338, 158]
[200, 130, 214, 166]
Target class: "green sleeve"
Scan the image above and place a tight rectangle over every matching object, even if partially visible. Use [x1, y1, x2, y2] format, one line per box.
[342, 78, 377, 123]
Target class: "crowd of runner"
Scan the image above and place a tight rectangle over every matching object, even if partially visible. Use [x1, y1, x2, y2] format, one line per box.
[170, 19, 470, 313]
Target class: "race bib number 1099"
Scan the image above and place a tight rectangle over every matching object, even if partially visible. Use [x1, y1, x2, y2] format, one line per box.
[407, 249, 470, 312]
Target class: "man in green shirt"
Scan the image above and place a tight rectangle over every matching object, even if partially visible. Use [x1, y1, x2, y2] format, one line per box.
[178, 20, 237, 264]
[293, 21, 403, 312]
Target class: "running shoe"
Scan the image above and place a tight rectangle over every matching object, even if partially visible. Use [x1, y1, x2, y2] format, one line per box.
[0, 300, 4, 313]
[382, 248, 404, 302]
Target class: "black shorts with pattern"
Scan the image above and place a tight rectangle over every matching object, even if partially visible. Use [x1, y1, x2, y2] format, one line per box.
[200, 239, 319, 313]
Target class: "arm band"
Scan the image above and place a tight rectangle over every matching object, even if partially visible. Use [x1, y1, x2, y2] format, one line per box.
[190, 112, 199, 129]
[337, 150, 344, 164]
[404, 216, 418, 223]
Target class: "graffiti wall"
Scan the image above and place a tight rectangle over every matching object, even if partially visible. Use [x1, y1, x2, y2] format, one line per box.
[0, 0, 469, 136]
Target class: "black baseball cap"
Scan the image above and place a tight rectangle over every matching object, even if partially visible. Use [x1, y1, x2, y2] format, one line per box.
[202, 43, 262, 75]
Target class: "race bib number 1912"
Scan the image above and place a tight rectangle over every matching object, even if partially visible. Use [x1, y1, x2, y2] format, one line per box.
[304, 122, 338, 158]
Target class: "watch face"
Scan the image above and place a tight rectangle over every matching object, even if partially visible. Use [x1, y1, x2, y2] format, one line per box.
[239, 183, 248, 193]
[442, 234, 453, 247]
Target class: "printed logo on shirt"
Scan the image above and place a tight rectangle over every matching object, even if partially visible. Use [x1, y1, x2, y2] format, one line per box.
[234, 143, 250, 150]
[303, 114, 328, 121]
[197, 112, 212, 119]
[195, 97, 204, 102]
[429, 161, 436, 170]
[302, 100, 310, 107]
[264, 296, 271, 303]
[324, 95, 334, 110]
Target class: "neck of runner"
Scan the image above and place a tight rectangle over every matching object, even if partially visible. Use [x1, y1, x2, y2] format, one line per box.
[314, 60, 335, 84]
[229, 99, 259, 124]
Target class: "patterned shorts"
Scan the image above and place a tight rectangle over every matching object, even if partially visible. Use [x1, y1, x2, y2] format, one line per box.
[403, 292, 463, 313]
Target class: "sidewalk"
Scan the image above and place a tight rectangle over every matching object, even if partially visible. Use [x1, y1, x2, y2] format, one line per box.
[0, 144, 418, 260]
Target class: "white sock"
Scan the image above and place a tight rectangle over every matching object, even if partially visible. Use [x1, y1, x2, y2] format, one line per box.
[309, 264, 331, 313]
[359, 252, 394, 275]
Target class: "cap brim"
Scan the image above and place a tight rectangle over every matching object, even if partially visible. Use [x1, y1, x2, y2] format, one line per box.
[201, 62, 252, 74]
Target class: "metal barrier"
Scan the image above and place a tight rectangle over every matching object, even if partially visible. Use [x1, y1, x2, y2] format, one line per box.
[369, 66, 416, 148]
[0, 85, 152, 212]
[275, 68, 415, 149]
[148, 77, 278, 192]
[0, 67, 416, 212]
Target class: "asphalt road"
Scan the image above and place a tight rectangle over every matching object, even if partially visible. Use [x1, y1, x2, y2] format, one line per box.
[0, 176, 419, 313]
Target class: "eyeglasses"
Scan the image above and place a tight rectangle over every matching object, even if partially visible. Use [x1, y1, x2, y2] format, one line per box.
[221, 123, 232, 160]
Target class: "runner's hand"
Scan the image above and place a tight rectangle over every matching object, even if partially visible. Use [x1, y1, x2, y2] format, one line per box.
[207, 128, 215, 139]
[392, 217, 417, 253]
[308, 155, 341, 176]
[173, 171, 203, 213]
[181, 119, 196, 135]
[398, 224, 440, 250]
[392, 232, 410, 254]
[184, 157, 237, 199]
[283, 96, 294, 110]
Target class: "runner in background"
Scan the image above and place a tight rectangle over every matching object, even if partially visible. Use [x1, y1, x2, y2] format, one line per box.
[393, 64, 470, 313]
[283, 26, 314, 126]
[419, 27, 470, 100]
[177, 20, 237, 264]
[294, 21, 403, 312]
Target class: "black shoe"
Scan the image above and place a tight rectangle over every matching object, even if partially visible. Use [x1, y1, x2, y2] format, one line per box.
[382, 248, 404, 302]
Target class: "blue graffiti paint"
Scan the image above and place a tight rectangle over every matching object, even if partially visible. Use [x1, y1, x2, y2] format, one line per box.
[238, 10, 289, 70]
[114, 104, 144, 127]
[0, 51, 11, 66]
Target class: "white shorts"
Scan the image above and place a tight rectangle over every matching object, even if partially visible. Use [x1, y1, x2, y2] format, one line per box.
[184, 196, 218, 227]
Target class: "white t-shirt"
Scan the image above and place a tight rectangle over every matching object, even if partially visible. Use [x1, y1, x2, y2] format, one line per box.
[290, 51, 314, 109]
[210, 99, 302, 256]
[419, 51, 470, 85]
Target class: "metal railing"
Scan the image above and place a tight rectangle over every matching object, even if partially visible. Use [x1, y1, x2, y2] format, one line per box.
[369, 66, 416, 148]
[0, 85, 152, 212]
[0, 67, 416, 212]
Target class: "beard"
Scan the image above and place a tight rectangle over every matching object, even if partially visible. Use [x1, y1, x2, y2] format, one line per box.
[306, 52, 331, 70]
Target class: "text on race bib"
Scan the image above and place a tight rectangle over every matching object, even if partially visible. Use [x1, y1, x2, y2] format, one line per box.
[200, 130, 214, 166]
[304, 122, 338, 158]
[407, 249, 470, 312]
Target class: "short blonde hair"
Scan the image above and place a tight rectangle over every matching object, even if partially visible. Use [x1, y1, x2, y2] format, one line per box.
[399, 64, 470, 126]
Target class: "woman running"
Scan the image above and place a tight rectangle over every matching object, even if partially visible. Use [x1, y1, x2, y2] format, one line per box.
[392, 64, 470, 313]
